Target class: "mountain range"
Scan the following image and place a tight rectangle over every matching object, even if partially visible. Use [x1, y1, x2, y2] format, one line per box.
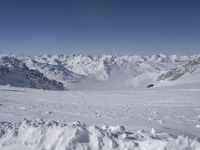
[0, 53, 199, 90]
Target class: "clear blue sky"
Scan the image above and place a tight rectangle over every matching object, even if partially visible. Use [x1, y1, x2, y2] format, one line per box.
[0, 0, 200, 55]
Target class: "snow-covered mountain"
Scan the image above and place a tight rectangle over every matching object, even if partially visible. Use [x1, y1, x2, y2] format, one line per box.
[0, 56, 65, 90]
[1, 54, 200, 150]
[27, 54, 193, 89]
[157, 55, 200, 81]
[31, 54, 192, 81]
[0, 53, 197, 90]
[24, 58, 85, 84]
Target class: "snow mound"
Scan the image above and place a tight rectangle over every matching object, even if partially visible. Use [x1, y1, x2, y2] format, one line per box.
[0, 119, 199, 150]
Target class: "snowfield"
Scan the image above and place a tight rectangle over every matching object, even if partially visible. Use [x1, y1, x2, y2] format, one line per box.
[0, 84, 200, 150]
[0, 54, 200, 149]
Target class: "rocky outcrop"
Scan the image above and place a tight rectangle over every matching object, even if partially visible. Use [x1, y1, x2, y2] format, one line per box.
[0, 56, 65, 90]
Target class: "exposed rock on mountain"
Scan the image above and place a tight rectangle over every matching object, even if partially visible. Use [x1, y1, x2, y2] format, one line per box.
[157, 56, 200, 81]
[24, 58, 86, 83]
[0, 53, 197, 89]
[0, 56, 65, 90]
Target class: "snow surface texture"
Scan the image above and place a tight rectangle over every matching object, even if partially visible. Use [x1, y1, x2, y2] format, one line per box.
[0, 83, 200, 149]
[0, 119, 200, 150]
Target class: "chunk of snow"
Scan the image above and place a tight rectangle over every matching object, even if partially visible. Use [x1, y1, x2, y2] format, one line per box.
[0, 120, 199, 150]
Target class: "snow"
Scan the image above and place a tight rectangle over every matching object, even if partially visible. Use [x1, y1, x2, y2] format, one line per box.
[2, 53, 193, 90]
[157, 56, 200, 81]
[0, 56, 65, 90]
[0, 53, 200, 149]
[0, 83, 200, 149]
[0, 119, 200, 150]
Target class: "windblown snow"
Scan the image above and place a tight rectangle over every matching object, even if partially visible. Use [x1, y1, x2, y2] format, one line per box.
[0, 53, 200, 150]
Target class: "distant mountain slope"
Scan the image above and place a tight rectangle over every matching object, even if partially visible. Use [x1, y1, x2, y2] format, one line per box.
[0, 56, 65, 90]
[0, 53, 197, 89]
[30, 54, 193, 89]
[32, 54, 192, 81]
[24, 58, 85, 84]
[157, 56, 200, 81]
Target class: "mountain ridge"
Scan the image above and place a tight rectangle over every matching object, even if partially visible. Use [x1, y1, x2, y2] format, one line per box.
[0, 56, 65, 90]
[0, 53, 199, 90]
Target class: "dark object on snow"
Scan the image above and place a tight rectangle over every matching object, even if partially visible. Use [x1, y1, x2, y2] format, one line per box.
[147, 84, 154, 88]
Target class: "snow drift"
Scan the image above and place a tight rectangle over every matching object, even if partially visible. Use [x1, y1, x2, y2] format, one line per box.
[0, 119, 199, 150]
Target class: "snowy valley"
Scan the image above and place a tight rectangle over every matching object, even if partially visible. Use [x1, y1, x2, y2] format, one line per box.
[0, 53, 197, 90]
[0, 53, 200, 150]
